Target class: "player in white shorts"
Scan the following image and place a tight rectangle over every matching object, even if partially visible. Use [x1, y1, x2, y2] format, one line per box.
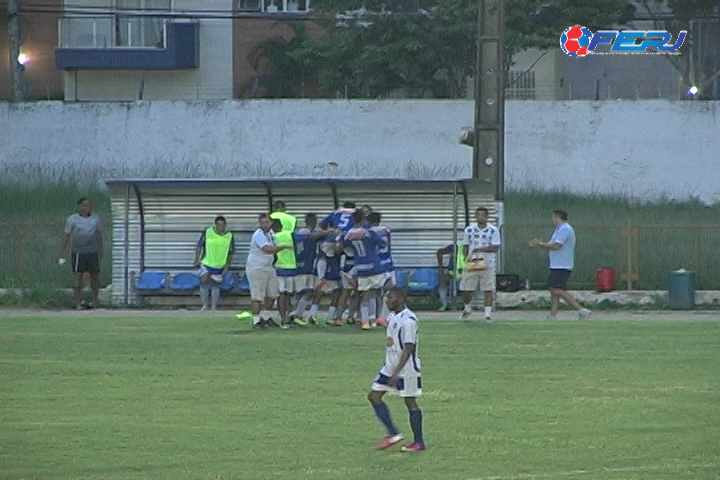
[367, 288, 425, 452]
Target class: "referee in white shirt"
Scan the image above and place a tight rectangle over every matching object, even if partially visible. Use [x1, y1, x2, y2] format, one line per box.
[246, 213, 292, 328]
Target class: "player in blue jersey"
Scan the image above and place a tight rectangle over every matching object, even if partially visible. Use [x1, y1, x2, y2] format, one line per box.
[308, 253, 343, 325]
[339, 209, 386, 330]
[368, 211, 394, 327]
[289, 213, 337, 324]
[317, 202, 356, 281]
[368, 288, 425, 452]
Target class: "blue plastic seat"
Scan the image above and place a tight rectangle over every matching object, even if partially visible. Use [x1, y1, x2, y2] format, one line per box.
[171, 272, 200, 291]
[135, 271, 166, 291]
[220, 272, 235, 292]
[394, 269, 408, 289]
[408, 268, 439, 292]
[238, 273, 250, 292]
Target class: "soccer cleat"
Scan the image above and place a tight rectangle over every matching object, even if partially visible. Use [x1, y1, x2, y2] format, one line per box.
[360, 322, 372, 330]
[400, 442, 426, 452]
[437, 305, 449, 312]
[375, 317, 388, 327]
[252, 320, 266, 330]
[333, 319, 344, 327]
[375, 434, 404, 450]
[459, 309, 471, 321]
[577, 308, 592, 320]
[545, 314, 557, 321]
[200, 306, 209, 312]
[484, 314, 492, 323]
[235, 311, 253, 320]
[279, 324, 290, 330]
[293, 316, 308, 326]
[308, 316, 318, 325]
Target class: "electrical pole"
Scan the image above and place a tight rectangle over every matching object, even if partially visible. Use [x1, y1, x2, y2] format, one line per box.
[9, 0, 24, 102]
[472, 0, 505, 200]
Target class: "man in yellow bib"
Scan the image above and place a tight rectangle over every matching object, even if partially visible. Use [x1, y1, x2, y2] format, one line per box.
[270, 200, 298, 232]
[194, 216, 235, 312]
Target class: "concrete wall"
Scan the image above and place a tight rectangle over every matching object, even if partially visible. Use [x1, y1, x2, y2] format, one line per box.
[1, 99, 719, 203]
[62, 0, 234, 101]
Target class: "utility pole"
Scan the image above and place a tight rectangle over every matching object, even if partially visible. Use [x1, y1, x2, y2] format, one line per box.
[472, 0, 505, 200]
[9, 0, 24, 102]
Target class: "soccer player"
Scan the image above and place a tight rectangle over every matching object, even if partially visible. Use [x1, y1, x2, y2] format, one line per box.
[308, 253, 343, 325]
[529, 209, 592, 320]
[270, 200, 297, 232]
[246, 214, 291, 329]
[340, 209, 386, 330]
[368, 211, 393, 326]
[317, 202, 356, 279]
[272, 218, 306, 329]
[436, 243, 463, 311]
[459, 207, 501, 322]
[59, 197, 103, 309]
[367, 288, 425, 452]
[193, 216, 235, 312]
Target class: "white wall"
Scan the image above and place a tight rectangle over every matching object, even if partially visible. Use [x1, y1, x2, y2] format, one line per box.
[62, 0, 234, 101]
[1, 100, 719, 203]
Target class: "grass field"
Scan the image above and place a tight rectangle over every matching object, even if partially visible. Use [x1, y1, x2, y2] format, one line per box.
[1, 314, 719, 480]
[2, 185, 720, 289]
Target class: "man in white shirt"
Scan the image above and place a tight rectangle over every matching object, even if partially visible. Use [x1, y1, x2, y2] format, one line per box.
[246, 213, 292, 328]
[459, 207, 501, 322]
[529, 209, 592, 320]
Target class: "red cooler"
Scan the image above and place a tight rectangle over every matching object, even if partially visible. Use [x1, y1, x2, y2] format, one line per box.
[595, 267, 616, 292]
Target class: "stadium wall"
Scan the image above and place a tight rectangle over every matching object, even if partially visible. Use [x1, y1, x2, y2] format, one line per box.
[1, 100, 719, 203]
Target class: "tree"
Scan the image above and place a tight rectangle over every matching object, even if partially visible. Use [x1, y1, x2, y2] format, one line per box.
[638, 0, 720, 99]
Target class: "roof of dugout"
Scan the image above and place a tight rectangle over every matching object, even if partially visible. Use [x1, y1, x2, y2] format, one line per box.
[105, 178, 501, 304]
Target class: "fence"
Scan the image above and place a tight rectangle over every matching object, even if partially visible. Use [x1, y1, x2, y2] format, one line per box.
[2, 221, 720, 290]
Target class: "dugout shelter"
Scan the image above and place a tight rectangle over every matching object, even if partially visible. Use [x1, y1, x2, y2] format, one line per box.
[105, 178, 503, 306]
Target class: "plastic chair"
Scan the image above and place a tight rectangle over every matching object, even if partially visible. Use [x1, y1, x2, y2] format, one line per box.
[171, 272, 200, 291]
[135, 271, 166, 291]
[238, 272, 250, 292]
[408, 267, 439, 292]
[220, 272, 235, 292]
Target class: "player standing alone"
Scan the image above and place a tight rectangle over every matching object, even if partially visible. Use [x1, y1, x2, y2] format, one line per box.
[367, 288, 425, 452]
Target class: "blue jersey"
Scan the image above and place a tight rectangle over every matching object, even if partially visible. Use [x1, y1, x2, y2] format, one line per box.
[294, 228, 318, 275]
[325, 255, 342, 281]
[341, 227, 385, 277]
[319, 208, 356, 234]
[371, 225, 394, 272]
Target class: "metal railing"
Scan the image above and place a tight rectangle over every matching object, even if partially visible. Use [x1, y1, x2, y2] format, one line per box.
[58, 15, 171, 49]
[2, 221, 719, 290]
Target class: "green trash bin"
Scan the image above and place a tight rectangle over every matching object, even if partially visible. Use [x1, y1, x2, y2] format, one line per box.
[668, 270, 696, 310]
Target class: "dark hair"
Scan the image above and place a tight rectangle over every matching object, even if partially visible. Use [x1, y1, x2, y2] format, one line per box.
[362, 204, 373, 211]
[77, 197, 90, 205]
[306, 213, 317, 220]
[352, 209, 365, 224]
[272, 200, 286, 210]
[271, 218, 283, 229]
[214, 216, 227, 224]
[258, 213, 270, 221]
[367, 212, 380, 224]
[553, 209, 568, 221]
[387, 287, 408, 299]
[342, 201, 356, 209]
[476, 207, 489, 215]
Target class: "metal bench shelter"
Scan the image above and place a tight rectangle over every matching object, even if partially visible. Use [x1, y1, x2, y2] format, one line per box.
[105, 178, 503, 306]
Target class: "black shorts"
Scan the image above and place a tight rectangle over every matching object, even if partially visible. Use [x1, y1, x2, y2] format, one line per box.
[71, 252, 100, 274]
[548, 269, 571, 290]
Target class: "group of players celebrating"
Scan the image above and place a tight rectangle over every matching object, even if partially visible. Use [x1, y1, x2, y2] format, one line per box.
[266, 202, 397, 330]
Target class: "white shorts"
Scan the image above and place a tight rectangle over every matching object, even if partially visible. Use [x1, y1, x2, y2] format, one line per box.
[383, 270, 396, 288]
[358, 273, 387, 292]
[341, 272, 356, 290]
[294, 274, 316, 293]
[246, 267, 279, 301]
[459, 269, 496, 292]
[319, 279, 340, 294]
[277, 276, 295, 294]
[371, 372, 422, 398]
[320, 241, 336, 257]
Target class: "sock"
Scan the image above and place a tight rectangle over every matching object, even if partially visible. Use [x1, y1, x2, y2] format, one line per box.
[360, 303, 370, 323]
[372, 402, 399, 436]
[317, 258, 327, 279]
[379, 293, 390, 319]
[484, 306, 492, 317]
[210, 287, 220, 310]
[294, 296, 311, 316]
[253, 315, 261, 325]
[374, 295, 383, 319]
[464, 303, 472, 312]
[409, 409, 424, 444]
[327, 306, 338, 321]
[309, 304, 320, 317]
[200, 284, 209, 307]
[439, 286, 448, 306]
[368, 298, 377, 319]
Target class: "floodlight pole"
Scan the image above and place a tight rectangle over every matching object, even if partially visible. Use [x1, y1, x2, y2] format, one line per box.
[9, 0, 24, 101]
[472, 0, 505, 200]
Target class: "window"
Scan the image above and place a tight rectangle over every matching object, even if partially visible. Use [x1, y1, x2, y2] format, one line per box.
[236, 0, 311, 13]
[115, 0, 172, 47]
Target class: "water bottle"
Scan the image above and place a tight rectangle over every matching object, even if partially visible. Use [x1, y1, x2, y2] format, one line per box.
[525, 279, 531, 290]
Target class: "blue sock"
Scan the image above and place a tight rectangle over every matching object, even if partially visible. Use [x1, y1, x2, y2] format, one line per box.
[409, 409, 424, 444]
[372, 402, 399, 436]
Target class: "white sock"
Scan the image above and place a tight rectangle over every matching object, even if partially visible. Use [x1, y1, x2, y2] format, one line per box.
[294, 296, 311, 316]
[327, 306, 337, 320]
[484, 306, 492, 317]
[368, 299, 377, 318]
[317, 258, 327, 279]
[439, 286, 448, 306]
[210, 287, 220, 310]
[309, 304, 319, 317]
[360, 303, 370, 323]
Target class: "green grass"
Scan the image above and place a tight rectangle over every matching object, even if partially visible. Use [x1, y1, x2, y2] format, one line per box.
[2, 184, 720, 289]
[1, 315, 719, 480]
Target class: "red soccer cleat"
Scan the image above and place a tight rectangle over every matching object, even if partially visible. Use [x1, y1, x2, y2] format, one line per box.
[375, 317, 388, 327]
[400, 442, 426, 452]
[375, 434, 404, 450]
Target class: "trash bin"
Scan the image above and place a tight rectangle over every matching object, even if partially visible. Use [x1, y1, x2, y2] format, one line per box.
[595, 267, 616, 292]
[668, 269, 696, 310]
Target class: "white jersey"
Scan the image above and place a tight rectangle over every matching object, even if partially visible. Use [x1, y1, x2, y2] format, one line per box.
[462, 222, 501, 272]
[246, 228, 276, 268]
[380, 308, 420, 378]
